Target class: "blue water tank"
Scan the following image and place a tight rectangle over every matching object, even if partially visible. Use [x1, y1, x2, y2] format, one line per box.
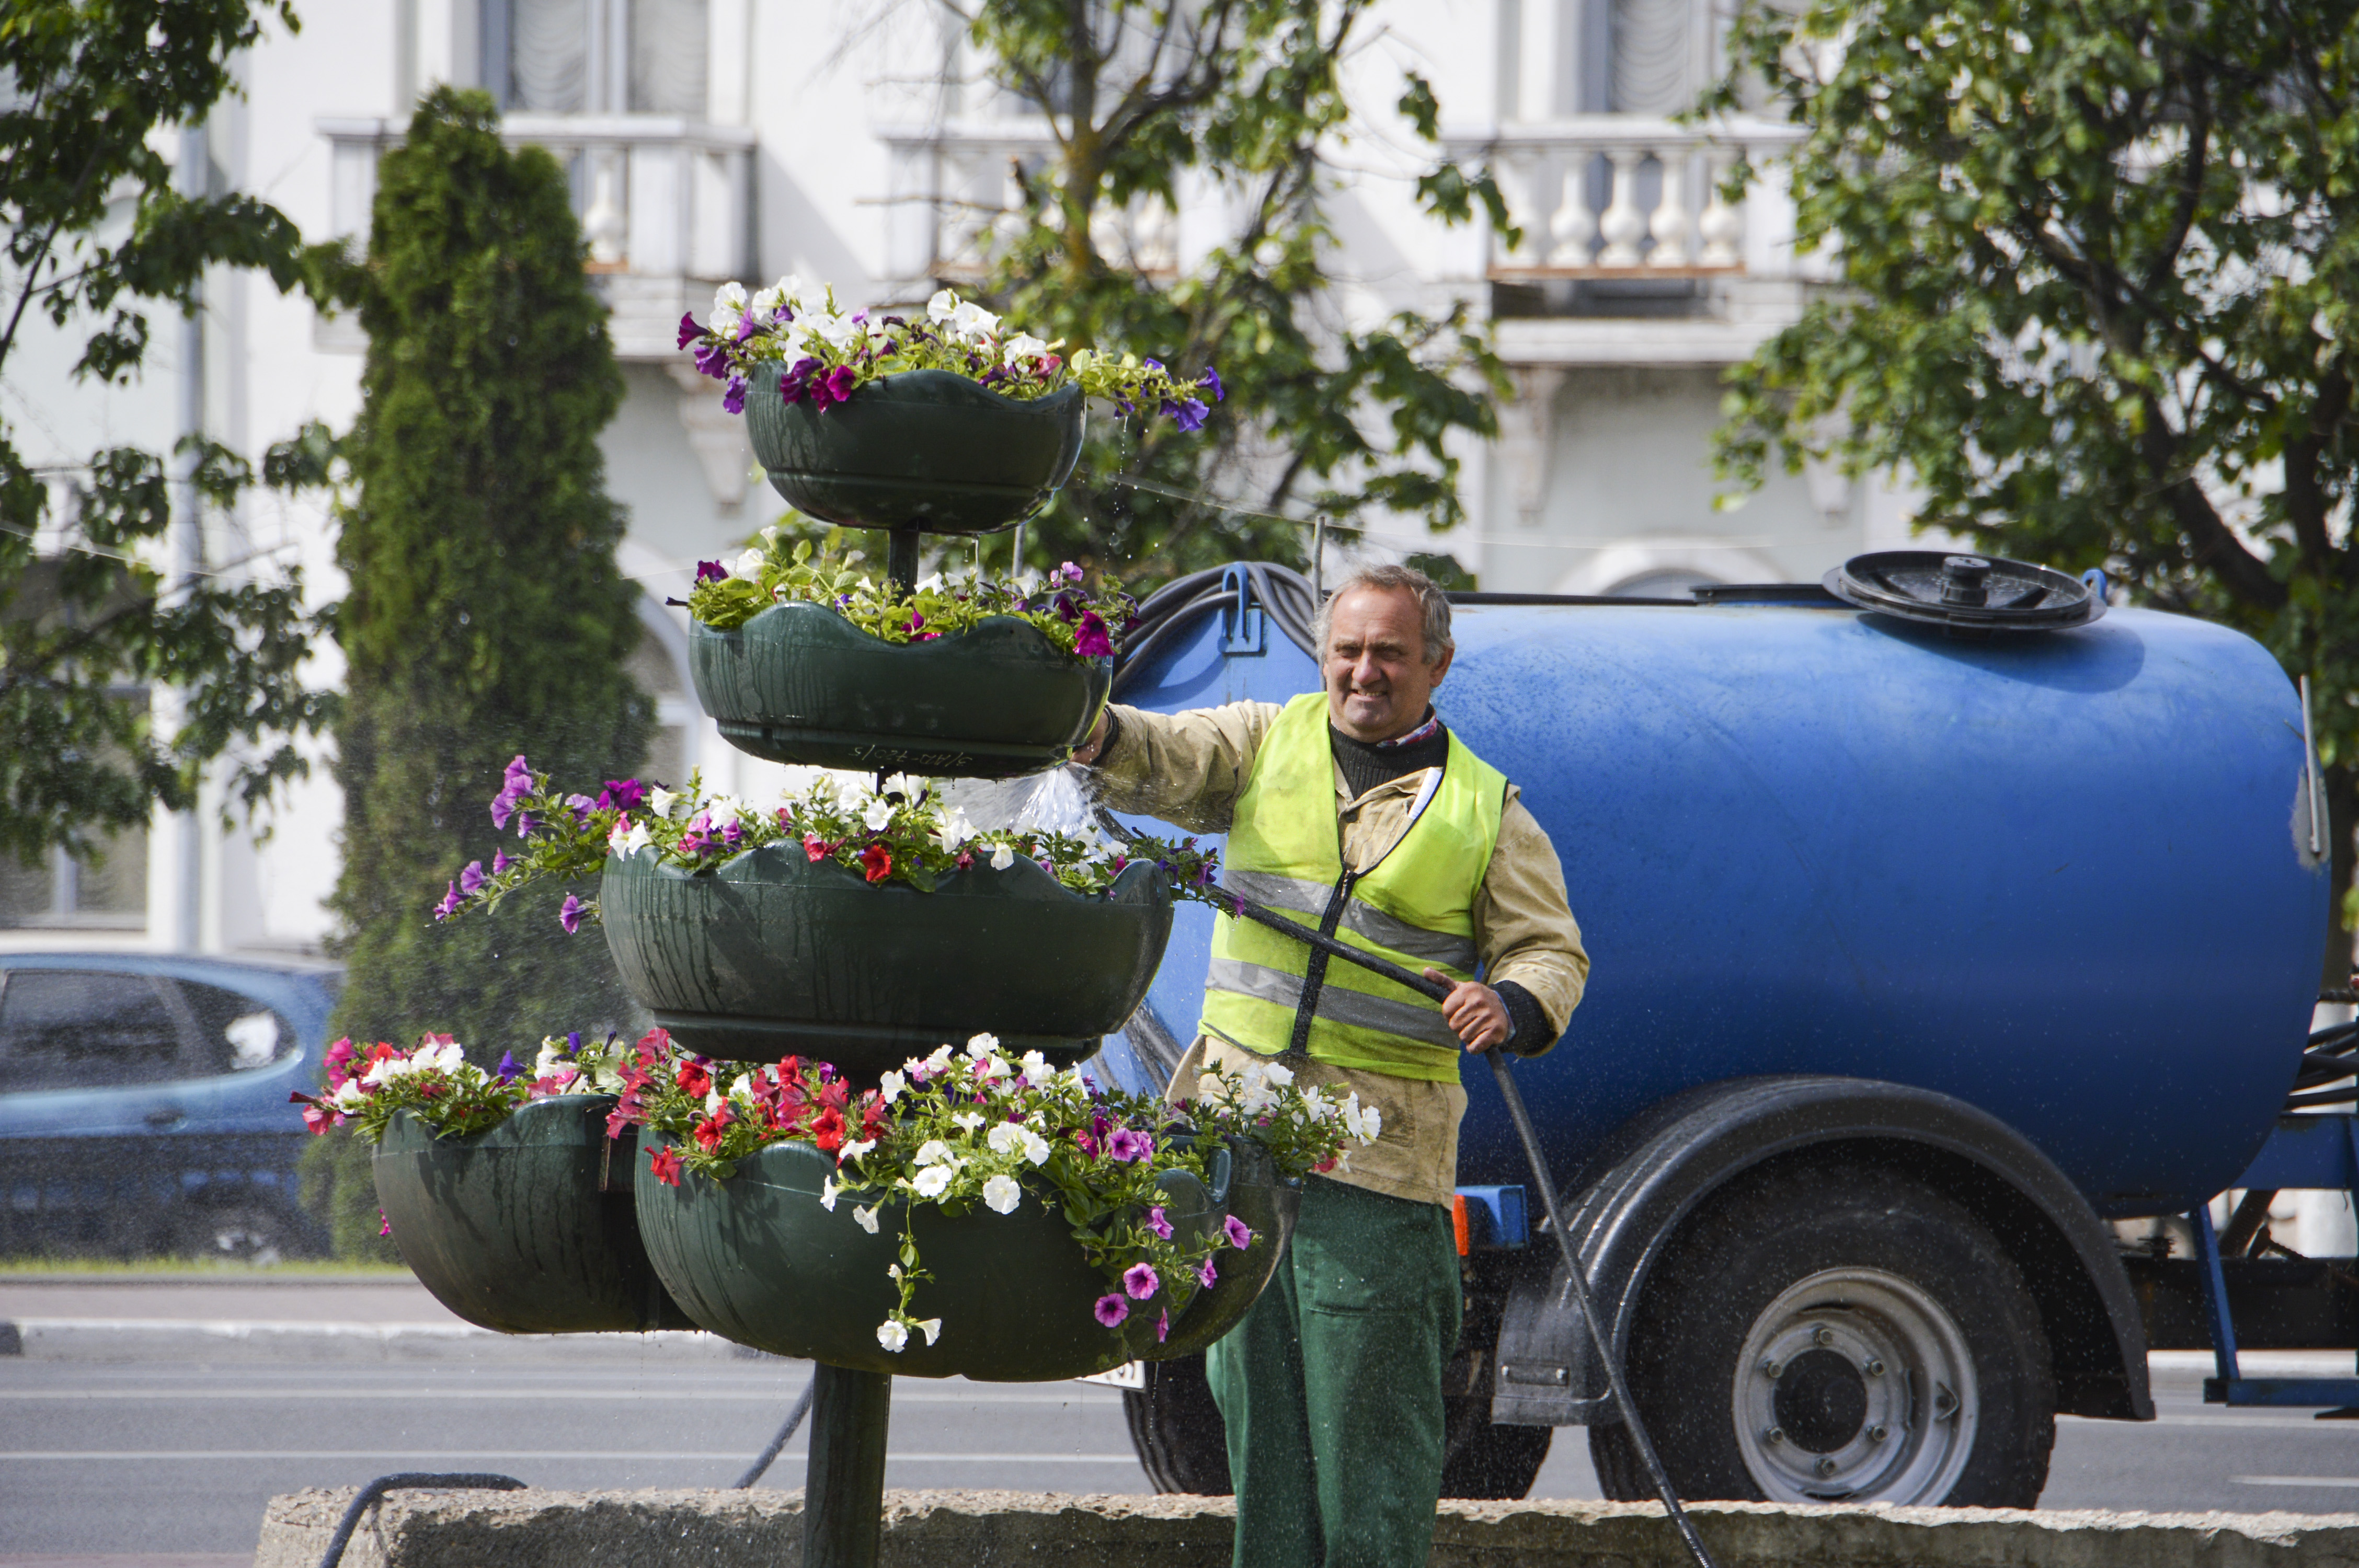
[1103, 590, 2327, 1218]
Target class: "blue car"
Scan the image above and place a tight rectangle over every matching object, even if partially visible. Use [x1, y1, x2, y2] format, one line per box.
[0, 950, 343, 1261]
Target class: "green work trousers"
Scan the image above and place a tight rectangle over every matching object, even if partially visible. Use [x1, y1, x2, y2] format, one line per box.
[1205, 1173, 1461, 1568]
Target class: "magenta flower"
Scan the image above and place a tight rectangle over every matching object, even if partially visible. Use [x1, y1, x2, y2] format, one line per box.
[1123, 1262, 1160, 1300]
[433, 881, 463, 920]
[1156, 1309, 1170, 1344]
[492, 850, 512, 875]
[677, 313, 703, 350]
[597, 779, 647, 813]
[459, 860, 486, 895]
[812, 365, 858, 408]
[504, 755, 534, 793]
[1106, 1127, 1152, 1163]
[515, 811, 537, 837]
[696, 560, 728, 584]
[1074, 610, 1114, 659]
[565, 792, 596, 828]
[559, 894, 583, 934]
[722, 374, 747, 414]
[490, 794, 516, 830]
[1224, 1215, 1253, 1250]
[1197, 1254, 1219, 1288]
[693, 339, 731, 380]
[1094, 1294, 1129, 1328]
[1146, 1205, 1173, 1240]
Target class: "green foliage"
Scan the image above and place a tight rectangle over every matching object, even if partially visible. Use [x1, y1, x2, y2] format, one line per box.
[0, 0, 341, 868]
[1709, 0, 2359, 970]
[955, 0, 1511, 584]
[324, 85, 652, 1215]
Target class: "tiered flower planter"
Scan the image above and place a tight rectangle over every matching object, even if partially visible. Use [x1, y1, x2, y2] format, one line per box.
[372, 1096, 694, 1334]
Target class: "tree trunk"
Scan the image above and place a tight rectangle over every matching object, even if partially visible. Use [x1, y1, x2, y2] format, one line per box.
[2323, 762, 2356, 995]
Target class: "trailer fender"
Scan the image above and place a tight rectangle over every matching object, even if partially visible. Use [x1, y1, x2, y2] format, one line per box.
[1490, 1074, 2153, 1426]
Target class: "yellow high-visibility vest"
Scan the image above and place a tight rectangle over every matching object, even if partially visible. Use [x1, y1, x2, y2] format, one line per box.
[1197, 693, 1506, 1084]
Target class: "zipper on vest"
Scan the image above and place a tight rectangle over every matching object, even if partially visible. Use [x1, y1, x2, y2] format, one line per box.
[1287, 867, 1360, 1055]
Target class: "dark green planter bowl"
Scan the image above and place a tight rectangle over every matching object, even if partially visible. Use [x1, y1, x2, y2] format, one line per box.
[744, 368, 1084, 534]
[635, 1135, 1290, 1378]
[372, 1096, 696, 1334]
[691, 601, 1109, 778]
[600, 846, 1174, 1071]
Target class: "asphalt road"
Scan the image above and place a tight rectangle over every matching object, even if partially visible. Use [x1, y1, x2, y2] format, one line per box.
[7, 1348, 2359, 1555]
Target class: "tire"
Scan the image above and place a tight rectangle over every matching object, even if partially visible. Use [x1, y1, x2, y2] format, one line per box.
[1124, 1354, 1233, 1494]
[1441, 1397, 1551, 1498]
[1589, 1161, 2054, 1508]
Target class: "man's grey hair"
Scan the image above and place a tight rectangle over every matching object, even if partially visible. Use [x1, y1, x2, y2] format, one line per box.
[1313, 562, 1455, 666]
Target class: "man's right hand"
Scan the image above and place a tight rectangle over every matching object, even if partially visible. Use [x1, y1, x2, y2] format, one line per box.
[1071, 710, 1112, 767]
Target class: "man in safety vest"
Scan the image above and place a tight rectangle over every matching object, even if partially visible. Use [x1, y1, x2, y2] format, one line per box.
[1071, 562, 1588, 1568]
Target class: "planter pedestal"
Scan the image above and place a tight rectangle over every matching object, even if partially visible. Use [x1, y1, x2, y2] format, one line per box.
[805, 1365, 891, 1568]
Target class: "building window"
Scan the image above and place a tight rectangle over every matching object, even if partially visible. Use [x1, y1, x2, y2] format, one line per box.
[0, 827, 148, 931]
[484, 0, 707, 117]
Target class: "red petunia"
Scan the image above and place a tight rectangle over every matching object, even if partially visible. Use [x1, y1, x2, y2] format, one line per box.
[676, 1061, 711, 1098]
[648, 1146, 685, 1186]
[860, 842, 892, 882]
[804, 833, 829, 862]
[694, 1104, 734, 1151]
[811, 1106, 846, 1152]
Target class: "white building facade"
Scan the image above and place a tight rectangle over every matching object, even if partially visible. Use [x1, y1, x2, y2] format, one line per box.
[0, 0, 1921, 953]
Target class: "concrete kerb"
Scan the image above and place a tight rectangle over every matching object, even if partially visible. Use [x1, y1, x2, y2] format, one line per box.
[255, 1487, 2359, 1568]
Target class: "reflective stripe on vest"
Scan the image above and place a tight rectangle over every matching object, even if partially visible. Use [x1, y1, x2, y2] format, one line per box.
[1197, 692, 1507, 1084]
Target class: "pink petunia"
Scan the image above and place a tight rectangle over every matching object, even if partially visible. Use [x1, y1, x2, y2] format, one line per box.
[1123, 1262, 1160, 1300]
[1146, 1205, 1173, 1239]
[1094, 1294, 1129, 1328]
[1224, 1215, 1253, 1250]
[1197, 1255, 1219, 1289]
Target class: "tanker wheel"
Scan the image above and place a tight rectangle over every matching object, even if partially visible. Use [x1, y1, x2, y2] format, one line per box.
[1124, 1355, 1232, 1494]
[1589, 1162, 2054, 1508]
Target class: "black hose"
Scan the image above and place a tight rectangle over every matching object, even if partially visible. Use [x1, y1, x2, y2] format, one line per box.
[316, 1474, 524, 1568]
[734, 1379, 817, 1488]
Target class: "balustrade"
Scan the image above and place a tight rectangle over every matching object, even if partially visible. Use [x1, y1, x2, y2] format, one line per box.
[881, 121, 1178, 283]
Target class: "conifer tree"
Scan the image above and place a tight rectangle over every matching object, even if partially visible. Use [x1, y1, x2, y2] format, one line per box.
[305, 87, 651, 1255]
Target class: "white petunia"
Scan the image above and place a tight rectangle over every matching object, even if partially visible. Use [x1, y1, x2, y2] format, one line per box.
[1264, 1062, 1296, 1088]
[705, 1087, 725, 1115]
[950, 299, 1000, 339]
[981, 1173, 1022, 1215]
[820, 1175, 840, 1211]
[649, 786, 681, 820]
[852, 1203, 880, 1235]
[966, 1033, 1001, 1057]
[710, 281, 749, 335]
[840, 1138, 875, 1163]
[1018, 1050, 1049, 1079]
[332, 1080, 369, 1109]
[953, 1110, 984, 1132]
[877, 1318, 909, 1352]
[927, 289, 960, 323]
[925, 1043, 955, 1074]
[989, 843, 1015, 871]
[431, 1040, 466, 1074]
[1018, 1128, 1052, 1166]
[878, 1069, 907, 1105]
[862, 795, 896, 832]
[732, 548, 765, 580]
[1003, 332, 1050, 363]
[987, 1122, 1023, 1155]
[749, 285, 783, 321]
[974, 1054, 1010, 1081]
[911, 1164, 954, 1199]
[934, 808, 976, 854]
[775, 273, 811, 311]
[915, 1318, 943, 1345]
[915, 1138, 955, 1167]
[880, 773, 921, 799]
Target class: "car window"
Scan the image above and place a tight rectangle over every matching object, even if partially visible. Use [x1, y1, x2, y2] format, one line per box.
[0, 970, 187, 1092]
[175, 979, 297, 1073]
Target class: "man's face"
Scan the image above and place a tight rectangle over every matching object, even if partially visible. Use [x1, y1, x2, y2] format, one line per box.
[1322, 585, 1451, 743]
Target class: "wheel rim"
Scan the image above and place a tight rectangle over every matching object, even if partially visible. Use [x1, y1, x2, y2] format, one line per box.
[1729, 1266, 1977, 1504]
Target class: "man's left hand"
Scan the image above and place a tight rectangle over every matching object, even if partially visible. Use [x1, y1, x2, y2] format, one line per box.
[1424, 969, 1511, 1053]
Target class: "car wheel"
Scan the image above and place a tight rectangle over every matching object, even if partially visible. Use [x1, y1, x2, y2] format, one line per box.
[165, 1202, 308, 1266]
[1124, 1354, 1233, 1494]
[1589, 1161, 2054, 1508]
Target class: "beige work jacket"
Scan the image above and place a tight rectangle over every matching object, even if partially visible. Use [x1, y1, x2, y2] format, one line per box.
[1090, 699, 1589, 1207]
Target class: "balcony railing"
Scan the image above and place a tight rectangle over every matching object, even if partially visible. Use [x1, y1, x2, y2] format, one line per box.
[319, 115, 755, 358]
[1456, 117, 1803, 279]
[878, 120, 1177, 284]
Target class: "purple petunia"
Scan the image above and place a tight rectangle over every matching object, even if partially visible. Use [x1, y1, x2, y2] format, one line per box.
[1123, 1262, 1160, 1300]
[1105, 1127, 1152, 1163]
[493, 850, 512, 875]
[433, 881, 463, 921]
[1094, 1294, 1130, 1328]
[1156, 1309, 1170, 1344]
[1224, 1215, 1254, 1250]
[1199, 366, 1224, 402]
[696, 560, 729, 584]
[1074, 610, 1114, 659]
[459, 859, 486, 895]
[677, 313, 703, 350]
[597, 779, 647, 814]
[1170, 398, 1208, 433]
[496, 1051, 521, 1082]
[722, 374, 748, 415]
[1197, 1255, 1219, 1289]
[1146, 1205, 1173, 1240]
[504, 755, 534, 794]
[559, 894, 583, 934]
[693, 339, 731, 380]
